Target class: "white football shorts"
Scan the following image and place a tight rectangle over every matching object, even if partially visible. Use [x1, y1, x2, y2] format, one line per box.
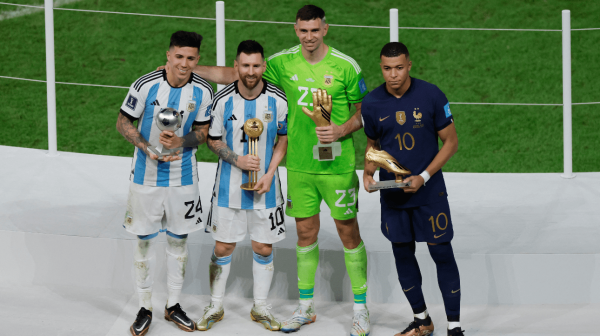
[123, 181, 204, 236]
[207, 203, 286, 244]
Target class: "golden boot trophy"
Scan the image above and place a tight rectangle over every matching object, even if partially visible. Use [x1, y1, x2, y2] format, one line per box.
[365, 147, 412, 191]
[302, 88, 341, 161]
[240, 118, 264, 191]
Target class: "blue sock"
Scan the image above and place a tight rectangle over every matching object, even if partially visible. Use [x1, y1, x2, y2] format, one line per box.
[428, 242, 461, 321]
[391, 242, 427, 314]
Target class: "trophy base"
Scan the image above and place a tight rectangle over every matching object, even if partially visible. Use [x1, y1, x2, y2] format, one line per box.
[240, 182, 257, 191]
[148, 146, 183, 160]
[313, 142, 342, 161]
[368, 180, 412, 191]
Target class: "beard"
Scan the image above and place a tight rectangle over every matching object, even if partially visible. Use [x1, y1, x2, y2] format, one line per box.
[240, 75, 260, 90]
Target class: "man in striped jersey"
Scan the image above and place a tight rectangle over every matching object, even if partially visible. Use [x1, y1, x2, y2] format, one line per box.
[117, 31, 214, 336]
[185, 5, 370, 336]
[195, 40, 288, 332]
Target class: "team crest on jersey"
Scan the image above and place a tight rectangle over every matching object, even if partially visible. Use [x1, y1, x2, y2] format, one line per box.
[413, 109, 422, 123]
[396, 111, 406, 125]
[263, 108, 273, 123]
[324, 75, 334, 87]
[187, 100, 197, 113]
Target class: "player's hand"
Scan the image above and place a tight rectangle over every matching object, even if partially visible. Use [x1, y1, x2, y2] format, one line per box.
[159, 130, 183, 149]
[237, 154, 260, 171]
[401, 175, 424, 193]
[254, 172, 273, 194]
[144, 146, 159, 160]
[363, 173, 377, 193]
[316, 122, 343, 144]
[159, 151, 182, 162]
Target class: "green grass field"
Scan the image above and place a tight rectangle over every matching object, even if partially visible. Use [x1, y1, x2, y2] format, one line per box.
[1, 0, 599, 172]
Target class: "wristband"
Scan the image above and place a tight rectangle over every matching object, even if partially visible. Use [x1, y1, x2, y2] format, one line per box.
[419, 171, 431, 185]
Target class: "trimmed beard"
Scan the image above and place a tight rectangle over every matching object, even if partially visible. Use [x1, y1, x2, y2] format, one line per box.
[240, 76, 260, 90]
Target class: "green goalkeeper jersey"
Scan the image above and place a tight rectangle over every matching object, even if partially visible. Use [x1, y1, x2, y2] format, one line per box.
[263, 44, 368, 174]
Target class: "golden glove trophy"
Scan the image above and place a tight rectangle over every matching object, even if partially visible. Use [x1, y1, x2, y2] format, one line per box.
[365, 147, 412, 191]
[302, 88, 341, 161]
[240, 118, 264, 191]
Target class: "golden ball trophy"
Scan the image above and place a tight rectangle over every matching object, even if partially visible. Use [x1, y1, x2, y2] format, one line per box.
[302, 88, 341, 161]
[240, 118, 264, 191]
[365, 147, 412, 191]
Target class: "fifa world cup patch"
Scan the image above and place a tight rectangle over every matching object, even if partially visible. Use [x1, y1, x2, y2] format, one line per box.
[126, 94, 138, 110]
[359, 78, 367, 94]
[444, 103, 452, 117]
[287, 198, 293, 209]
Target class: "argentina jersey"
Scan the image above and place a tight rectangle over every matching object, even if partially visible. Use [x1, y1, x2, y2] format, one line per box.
[209, 79, 288, 210]
[120, 70, 214, 187]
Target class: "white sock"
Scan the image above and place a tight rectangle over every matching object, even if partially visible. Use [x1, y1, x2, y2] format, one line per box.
[353, 303, 366, 311]
[414, 309, 428, 320]
[252, 251, 274, 306]
[134, 237, 156, 311]
[210, 250, 232, 306]
[449, 321, 461, 330]
[166, 235, 188, 308]
[300, 299, 313, 307]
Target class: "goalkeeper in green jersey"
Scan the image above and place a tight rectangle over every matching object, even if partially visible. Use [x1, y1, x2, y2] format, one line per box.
[185, 5, 370, 335]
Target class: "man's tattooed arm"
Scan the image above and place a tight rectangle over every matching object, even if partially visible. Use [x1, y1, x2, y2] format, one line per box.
[116, 112, 152, 155]
[181, 124, 209, 147]
[207, 137, 238, 167]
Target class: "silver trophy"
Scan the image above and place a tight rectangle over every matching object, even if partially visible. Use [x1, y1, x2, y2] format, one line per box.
[147, 107, 183, 160]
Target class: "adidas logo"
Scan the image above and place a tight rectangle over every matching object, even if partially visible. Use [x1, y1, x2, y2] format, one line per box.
[196, 217, 202, 224]
[151, 100, 160, 106]
[228, 115, 237, 121]
[290, 74, 298, 81]
[306, 78, 315, 82]
[277, 227, 285, 235]
[344, 208, 353, 215]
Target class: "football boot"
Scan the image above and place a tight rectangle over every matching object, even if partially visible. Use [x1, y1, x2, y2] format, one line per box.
[196, 302, 224, 331]
[448, 327, 465, 336]
[130, 307, 152, 336]
[250, 304, 281, 331]
[164, 303, 195, 332]
[394, 315, 434, 336]
[350, 307, 371, 336]
[281, 301, 317, 333]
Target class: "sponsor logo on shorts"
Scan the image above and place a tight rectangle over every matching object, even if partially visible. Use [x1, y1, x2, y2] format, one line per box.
[278, 227, 285, 235]
[212, 224, 217, 233]
[344, 208, 353, 215]
[439, 192, 445, 196]
[403, 286, 415, 292]
[196, 217, 202, 225]
[451, 288, 460, 294]
[287, 198, 293, 209]
[434, 232, 447, 239]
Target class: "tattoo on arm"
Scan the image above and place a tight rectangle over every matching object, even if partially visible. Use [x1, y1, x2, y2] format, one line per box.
[181, 124, 208, 147]
[117, 113, 151, 153]
[207, 138, 238, 167]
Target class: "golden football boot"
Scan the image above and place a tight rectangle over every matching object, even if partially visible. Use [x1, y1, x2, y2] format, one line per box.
[394, 315, 434, 336]
[365, 147, 411, 182]
[301, 88, 332, 127]
[250, 304, 281, 331]
[195, 302, 224, 331]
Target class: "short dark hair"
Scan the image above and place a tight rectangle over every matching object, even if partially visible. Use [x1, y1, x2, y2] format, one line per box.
[296, 5, 326, 23]
[169, 31, 203, 51]
[236, 40, 264, 59]
[380, 42, 410, 59]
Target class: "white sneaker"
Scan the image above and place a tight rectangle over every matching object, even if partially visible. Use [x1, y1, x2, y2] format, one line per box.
[350, 308, 370, 336]
[280, 301, 317, 333]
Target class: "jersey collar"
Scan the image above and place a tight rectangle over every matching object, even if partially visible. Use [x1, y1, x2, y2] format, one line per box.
[162, 69, 194, 88]
[233, 78, 268, 101]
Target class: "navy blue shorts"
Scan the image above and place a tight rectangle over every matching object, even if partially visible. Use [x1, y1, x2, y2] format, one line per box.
[381, 199, 454, 244]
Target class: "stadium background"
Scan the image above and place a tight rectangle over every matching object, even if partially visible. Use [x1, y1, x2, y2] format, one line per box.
[0, 0, 598, 172]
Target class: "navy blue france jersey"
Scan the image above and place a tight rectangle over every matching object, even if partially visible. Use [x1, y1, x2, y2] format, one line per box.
[362, 78, 454, 208]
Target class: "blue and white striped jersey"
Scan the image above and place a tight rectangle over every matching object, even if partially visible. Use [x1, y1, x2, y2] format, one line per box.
[209, 79, 288, 210]
[120, 70, 214, 187]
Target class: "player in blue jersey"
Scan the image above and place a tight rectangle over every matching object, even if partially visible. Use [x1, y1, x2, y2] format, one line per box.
[117, 31, 214, 336]
[195, 40, 288, 332]
[362, 42, 463, 336]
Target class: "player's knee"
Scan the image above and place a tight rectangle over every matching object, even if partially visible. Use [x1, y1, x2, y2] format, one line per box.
[427, 241, 455, 264]
[166, 232, 188, 256]
[214, 241, 236, 257]
[135, 233, 157, 259]
[252, 241, 272, 256]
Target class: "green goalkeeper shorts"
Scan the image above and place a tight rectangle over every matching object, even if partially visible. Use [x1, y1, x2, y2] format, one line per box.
[285, 170, 359, 220]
